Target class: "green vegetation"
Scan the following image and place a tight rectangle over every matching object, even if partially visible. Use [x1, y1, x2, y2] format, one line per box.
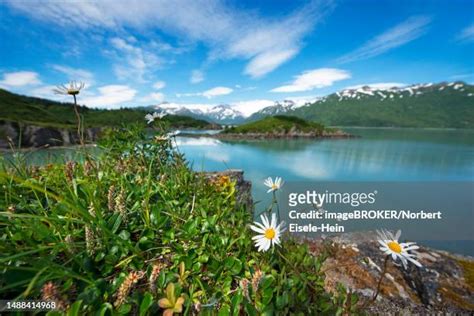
[0, 88, 217, 130]
[290, 83, 474, 128]
[0, 123, 357, 315]
[223, 115, 326, 135]
[245, 83, 474, 128]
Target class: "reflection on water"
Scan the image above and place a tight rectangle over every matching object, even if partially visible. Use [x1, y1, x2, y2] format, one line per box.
[177, 129, 474, 199]
[178, 129, 474, 186]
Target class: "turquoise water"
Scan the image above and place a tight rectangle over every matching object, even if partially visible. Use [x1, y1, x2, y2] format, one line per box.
[176, 128, 474, 255]
[176, 128, 474, 203]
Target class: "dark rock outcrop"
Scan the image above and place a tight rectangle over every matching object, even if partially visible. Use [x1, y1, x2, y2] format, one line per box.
[0, 120, 102, 149]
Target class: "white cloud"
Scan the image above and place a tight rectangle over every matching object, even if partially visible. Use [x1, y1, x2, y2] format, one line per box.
[140, 92, 165, 103]
[177, 86, 233, 99]
[336, 15, 432, 64]
[230, 99, 275, 116]
[51, 65, 94, 87]
[202, 86, 233, 98]
[456, 23, 474, 42]
[449, 73, 473, 80]
[344, 82, 406, 90]
[0, 71, 41, 87]
[244, 49, 297, 78]
[81, 85, 137, 109]
[153, 81, 166, 89]
[271, 68, 351, 93]
[190, 70, 204, 84]
[109, 37, 163, 82]
[4, 0, 333, 78]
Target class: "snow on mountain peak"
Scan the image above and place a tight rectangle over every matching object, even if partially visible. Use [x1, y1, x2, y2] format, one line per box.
[151, 82, 470, 124]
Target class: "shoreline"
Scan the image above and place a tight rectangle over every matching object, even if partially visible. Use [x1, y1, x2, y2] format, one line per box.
[336, 126, 474, 131]
[181, 130, 357, 139]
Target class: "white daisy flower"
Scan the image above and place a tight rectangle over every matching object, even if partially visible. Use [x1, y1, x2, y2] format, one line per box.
[264, 177, 283, 193]
[155, 112, 167, 119]
[145, 112, 167, 124]
[145, 113, 156, 124]
[53, 81, 85, 96]
[250, 213, 285, 252]
[377, 229, 422, 269]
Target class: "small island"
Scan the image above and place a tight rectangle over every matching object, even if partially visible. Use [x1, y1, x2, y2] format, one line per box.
[214, 115, 354, 139]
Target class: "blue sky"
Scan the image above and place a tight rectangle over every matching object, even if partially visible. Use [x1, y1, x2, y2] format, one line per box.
[0, 0, 473, 114]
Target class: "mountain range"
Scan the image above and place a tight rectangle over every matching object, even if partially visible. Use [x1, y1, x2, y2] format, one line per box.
[153, 82, 473, 128]
[152, 103, 245, 124]
[152, 98, 315, 125]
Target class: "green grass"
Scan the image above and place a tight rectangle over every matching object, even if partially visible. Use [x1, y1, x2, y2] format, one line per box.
[223, 115, 325, 135]
[0, 124, 356, 315]
[0, 88, 217, 130]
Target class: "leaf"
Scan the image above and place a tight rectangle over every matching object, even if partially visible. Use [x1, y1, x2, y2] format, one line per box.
[118, 303, 132, 314]
[67, 300, 83, 316]
[231, 292, 243, 315]
[262, 287, 273, 305]
[139, 292, 153, 316]
[118, 230, 130, 240]
[164, 282, 176, 305]
[231, 259, 242, 275]
[217, 303, 231, 316]
[260, 275, 275, 289]
[224, 257, 235, 269]
[94, 252, 105, 262]
[173, 296, 185, 312]
[110, 214, 123, 233]
[158, 298, 172, 309]
[179, 262, 185, 278]
[197, 254, 209, 263]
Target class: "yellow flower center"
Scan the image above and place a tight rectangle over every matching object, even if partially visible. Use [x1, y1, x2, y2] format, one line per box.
[271, 184, 278, 190]
[387, 241, 402, 253]
[264, 228, 276, 240]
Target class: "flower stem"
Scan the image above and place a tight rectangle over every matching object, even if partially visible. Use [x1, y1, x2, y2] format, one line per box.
[372, 255, 389, 302]
[72, 95, 84, 146]
[272, 191, 281, 222]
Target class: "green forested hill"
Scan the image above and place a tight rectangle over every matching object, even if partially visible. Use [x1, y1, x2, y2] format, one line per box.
[248, 82, 474, 128]
[0, 88, 217, 129]
[223, 115, 325, 134]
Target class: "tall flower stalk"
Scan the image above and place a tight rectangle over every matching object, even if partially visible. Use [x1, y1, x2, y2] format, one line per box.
[368, 229, 422, 304]
[53, 81, 85, 146]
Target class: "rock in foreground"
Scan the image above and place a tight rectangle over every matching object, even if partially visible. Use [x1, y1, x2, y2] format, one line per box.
[304, 232, 474, 313]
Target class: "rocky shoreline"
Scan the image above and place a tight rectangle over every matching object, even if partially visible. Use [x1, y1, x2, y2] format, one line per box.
[182, 129, 356, 140]
[0, 120, 101, 149]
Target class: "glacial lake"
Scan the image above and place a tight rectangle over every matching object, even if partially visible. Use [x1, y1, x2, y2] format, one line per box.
[2, 128, 473, 255]
[176, 128, 474, 256]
